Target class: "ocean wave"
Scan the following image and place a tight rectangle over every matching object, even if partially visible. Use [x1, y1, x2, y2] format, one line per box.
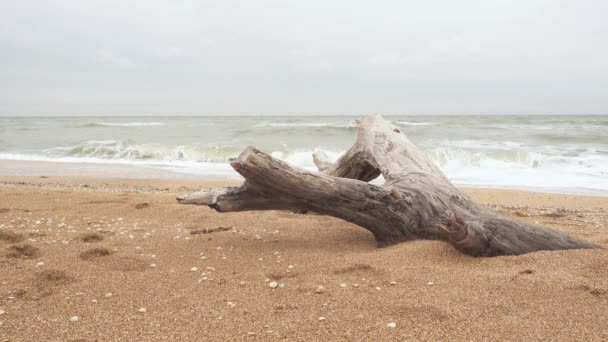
[2, 143, 607, 192]
[395, 121, 434, 126]
[86, 122, 165, 127]
[43, 140, 244, 163]
[253, 121, 356, 129]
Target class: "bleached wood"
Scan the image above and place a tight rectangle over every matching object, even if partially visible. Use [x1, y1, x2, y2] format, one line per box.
[178, 115, 598, 256]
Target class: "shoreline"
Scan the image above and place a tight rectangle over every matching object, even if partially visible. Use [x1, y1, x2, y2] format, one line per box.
[1, 158, 607, 197]
[0, 176, 607, 340]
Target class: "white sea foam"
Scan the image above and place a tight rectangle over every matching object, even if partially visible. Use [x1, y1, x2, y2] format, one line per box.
[93, 122, 164, 127]
[254, 122, 356, 128]
[395, 121, 434, 126]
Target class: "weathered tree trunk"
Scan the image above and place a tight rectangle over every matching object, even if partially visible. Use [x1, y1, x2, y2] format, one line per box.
[177, 115, 598, 256]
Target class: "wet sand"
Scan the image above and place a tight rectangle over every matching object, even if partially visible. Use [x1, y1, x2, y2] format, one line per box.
[0, 176, 607, 341]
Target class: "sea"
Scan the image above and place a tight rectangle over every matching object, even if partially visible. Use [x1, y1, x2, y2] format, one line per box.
[1, 115, 607, 195]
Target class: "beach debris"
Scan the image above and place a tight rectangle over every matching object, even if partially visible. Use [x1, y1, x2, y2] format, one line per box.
[80, 232, 104, 242]
[190, 226, 233, 235]
[70, 316, 79, 322]
[387, 322, 397, 328]
[79, 247, 111, 261]
[315, 286, 326, 294]
[135, 203, 150, 209]
[227, 301, 237, 307]
[268, 281, 278, 289]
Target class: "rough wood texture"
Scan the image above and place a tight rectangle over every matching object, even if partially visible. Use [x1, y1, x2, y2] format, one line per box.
[177, 115, 598, 256]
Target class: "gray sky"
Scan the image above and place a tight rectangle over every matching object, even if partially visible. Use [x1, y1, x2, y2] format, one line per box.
[1, 0, 607, 116]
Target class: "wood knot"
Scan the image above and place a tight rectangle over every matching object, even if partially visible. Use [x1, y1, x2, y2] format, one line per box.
[390, 189, 403, 199]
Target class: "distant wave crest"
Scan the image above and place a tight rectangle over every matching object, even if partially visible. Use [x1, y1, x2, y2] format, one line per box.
[395, 121, 434, 126]
[86, 122, 165, 127]
[253, 121, 356, 129]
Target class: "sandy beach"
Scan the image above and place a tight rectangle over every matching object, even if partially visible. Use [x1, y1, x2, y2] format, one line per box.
[0, 176, 607, 341]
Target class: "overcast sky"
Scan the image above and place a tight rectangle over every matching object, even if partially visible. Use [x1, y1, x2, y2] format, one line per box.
[1, 0, 607, 116]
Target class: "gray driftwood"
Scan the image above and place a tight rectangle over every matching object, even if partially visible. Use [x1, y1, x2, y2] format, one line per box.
[177, 115, 598, 256]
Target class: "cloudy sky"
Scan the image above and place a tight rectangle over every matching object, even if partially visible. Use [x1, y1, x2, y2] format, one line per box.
[1, 0, 607, 116]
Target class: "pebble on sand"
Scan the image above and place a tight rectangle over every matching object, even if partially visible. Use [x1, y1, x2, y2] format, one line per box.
[70, 316, 79, 322]
[190, 267, 199, 272]
[387, 322, 397, 328]
[150, 263, 157, 268]
[268, 281, 278, 288]
[315, 286, 326, 294]
[138, 307, 147, 313]
[427, 281, 434, 286]
[339, 283, 348, 288]
[104, 293, 113, 298]
[318, 316, 326, 322]
[390, 281, 397, 286]
[35, 262, 45, 268]
[0, 309, 5, 316]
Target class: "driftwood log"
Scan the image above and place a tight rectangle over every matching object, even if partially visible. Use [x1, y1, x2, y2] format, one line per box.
[177, 115, 598, 256]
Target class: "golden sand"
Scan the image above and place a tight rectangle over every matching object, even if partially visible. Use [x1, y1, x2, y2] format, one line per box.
[0, 177, 607, 341]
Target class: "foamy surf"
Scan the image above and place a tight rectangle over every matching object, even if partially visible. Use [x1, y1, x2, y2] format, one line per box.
[0, 115, 606, 195]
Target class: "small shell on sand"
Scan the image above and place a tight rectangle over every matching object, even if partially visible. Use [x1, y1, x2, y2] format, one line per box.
[387, 322, 397, 328]
[315, 286, 326, 294]
[138, 307, 147, 313]
[190, 267, 199, 272]
[36, 262, 45, 268]
[268, 281, 278, 288]
[339, 283, 348, 288]
[318, 316, 326, 321]
[70, 316, 79, 322]
[0, 309, 6, 316]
